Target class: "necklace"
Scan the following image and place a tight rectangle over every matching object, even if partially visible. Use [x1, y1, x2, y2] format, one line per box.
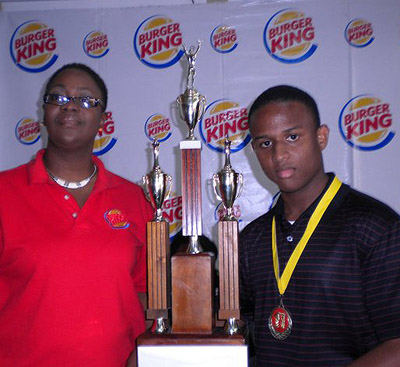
[268, 176, 342, 340]
[47, 165, 97, 189]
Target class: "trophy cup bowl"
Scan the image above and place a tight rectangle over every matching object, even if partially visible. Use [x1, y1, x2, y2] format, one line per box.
[213, 167, 243, 221]
[176, 87, 206, 140]
[143, 168, 172, 222]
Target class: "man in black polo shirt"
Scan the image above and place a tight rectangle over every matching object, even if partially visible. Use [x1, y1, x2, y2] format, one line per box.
[239, 85, 400, 366]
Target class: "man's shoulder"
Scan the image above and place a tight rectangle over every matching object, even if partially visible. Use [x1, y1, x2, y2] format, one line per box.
[240, 211, 271, 239]
[343, 185, 399, 223]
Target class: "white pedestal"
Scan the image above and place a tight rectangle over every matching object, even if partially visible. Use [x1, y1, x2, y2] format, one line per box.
[138, 345, 248, 367]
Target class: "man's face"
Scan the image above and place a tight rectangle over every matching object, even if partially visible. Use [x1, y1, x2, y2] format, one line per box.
[250, 101, 329, 195]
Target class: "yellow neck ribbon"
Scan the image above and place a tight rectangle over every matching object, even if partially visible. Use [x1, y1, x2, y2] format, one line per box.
[272, 176, 342, 295]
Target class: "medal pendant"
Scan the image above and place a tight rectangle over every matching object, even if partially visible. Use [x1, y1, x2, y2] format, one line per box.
[268, 301, 292, 340]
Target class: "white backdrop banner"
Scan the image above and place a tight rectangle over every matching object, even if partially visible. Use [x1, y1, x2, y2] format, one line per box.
[1, 0, 399, 242]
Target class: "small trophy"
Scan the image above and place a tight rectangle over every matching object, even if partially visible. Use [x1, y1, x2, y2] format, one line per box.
[142, 139, 172, 222]
[213, 137, 243, 221]
[142, 139, 172, 333]
[213, 137, 243, 335]
[176, 41, 206, 140]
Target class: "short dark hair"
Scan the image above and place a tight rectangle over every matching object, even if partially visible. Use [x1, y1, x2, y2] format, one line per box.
[44, 63, 108, 111]
[248, 85, 320, 128]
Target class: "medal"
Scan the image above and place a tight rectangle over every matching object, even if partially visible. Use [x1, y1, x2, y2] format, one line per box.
[268, 298, 292, 340]
[269, 176, 342, 340]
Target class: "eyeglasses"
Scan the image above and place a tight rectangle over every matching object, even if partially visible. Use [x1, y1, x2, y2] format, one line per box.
[43, 93, 104, 109]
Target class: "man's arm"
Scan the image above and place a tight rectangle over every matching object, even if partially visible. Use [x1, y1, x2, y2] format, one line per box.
[348, 339, 400, 367]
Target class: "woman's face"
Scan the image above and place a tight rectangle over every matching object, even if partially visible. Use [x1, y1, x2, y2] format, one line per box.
[43, 68, 106, 152]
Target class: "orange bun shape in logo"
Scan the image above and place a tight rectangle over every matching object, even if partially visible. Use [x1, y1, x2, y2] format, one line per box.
[339, 95, 394, 151]
[15, 117, 41, 145]
[345, 19, 374, 47]
[264, 9, 317, 63]
[10, 20, 58, 73]
[83, 30, 110, 58]
[144, 114, 172, 142]
[133, 15, 184, 68]
[210, 25, 238, 53]
[200, 99, 250, 153]
[93, 111, 117, 156]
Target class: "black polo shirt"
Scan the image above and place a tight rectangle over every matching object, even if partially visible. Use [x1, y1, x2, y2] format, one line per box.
[239, 173, 400, 366]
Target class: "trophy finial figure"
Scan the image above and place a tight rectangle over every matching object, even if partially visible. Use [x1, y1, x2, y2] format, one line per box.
[182, 41, 201, 90]
[152, 138, 160, 168]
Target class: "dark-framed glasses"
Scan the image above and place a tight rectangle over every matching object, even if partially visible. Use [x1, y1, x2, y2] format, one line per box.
[43, 93, 104, 109]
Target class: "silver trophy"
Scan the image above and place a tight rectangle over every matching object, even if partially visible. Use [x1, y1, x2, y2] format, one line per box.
[176, 42, 206, 140]
[212, 137, 243, 221]
[142, 139, 172, 222]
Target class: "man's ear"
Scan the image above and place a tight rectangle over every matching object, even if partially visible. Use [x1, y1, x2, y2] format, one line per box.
[317, 124, 329, 151]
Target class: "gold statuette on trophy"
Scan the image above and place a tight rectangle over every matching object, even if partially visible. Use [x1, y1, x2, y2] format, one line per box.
[176, 41, 206, 140]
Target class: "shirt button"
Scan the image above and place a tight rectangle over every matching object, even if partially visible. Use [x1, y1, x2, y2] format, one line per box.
[64, 194, 70, 200]
[287, 236, 293, 242]
[72, 212, 78, 218]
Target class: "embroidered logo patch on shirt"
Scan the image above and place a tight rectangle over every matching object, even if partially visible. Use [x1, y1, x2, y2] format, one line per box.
[104, 209, 130, 229]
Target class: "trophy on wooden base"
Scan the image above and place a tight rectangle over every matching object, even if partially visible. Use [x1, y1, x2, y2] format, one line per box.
[213, 137, 243, 335]
[142, 138, 172, 333]
[137, 43, 247, 367]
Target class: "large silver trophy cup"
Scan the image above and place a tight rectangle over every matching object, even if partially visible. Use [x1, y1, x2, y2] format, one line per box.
[213, 137, 243, 221]
[176, 42, 206, 140]
[142, 139, 172, 222]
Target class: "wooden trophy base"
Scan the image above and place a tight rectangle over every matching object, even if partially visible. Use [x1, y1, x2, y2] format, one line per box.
[171, 253, 214, 334]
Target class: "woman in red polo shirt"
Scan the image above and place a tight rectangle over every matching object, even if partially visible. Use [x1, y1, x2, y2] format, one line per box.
[0, 63, 152, 366]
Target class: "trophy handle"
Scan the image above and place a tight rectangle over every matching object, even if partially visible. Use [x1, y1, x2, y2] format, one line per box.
[165, 175, 173, 202]
[142, 175, 151, 202]
[212, 173, 223, 202]
[236, 173, 244, 200]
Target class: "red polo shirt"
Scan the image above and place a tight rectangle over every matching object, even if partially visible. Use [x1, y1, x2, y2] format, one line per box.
[0, 150, 153, 366]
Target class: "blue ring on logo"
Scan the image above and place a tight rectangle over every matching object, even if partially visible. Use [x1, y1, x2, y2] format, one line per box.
[83, 32, 110, 59]
[133, 15, 184, 69]
[338, 95, 395, 151]
[263, 9, 318, 64]
[210, 25, 238, 54]
[93, 137, 118, 156]
[144, 114, 172, 142]
[344, 20, 374, 48]
[14, 118, 41, 145]
[199, 99, 251, 153]
[10, 20, 58, 73]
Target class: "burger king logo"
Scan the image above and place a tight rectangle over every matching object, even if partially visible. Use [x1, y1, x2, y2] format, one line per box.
[144, 114, 172, 142]
[83, 30, 110, 58]
[10, 20, 58, 73]
[339, 95, 395, 151]
[133, 15, 184, 69]
[93, 111, 117, 156]
[162, 192, 182, 238]
[264, 9, 317, 63]
[210, 25, 238, 53]
[104, 209, 130, 229]
[345, 19, 374, 48]
[15, 117, 41, 145]
[200, 99, 250, 153]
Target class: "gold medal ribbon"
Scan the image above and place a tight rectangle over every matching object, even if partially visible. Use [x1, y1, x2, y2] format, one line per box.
[272, 176, 342, 295]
